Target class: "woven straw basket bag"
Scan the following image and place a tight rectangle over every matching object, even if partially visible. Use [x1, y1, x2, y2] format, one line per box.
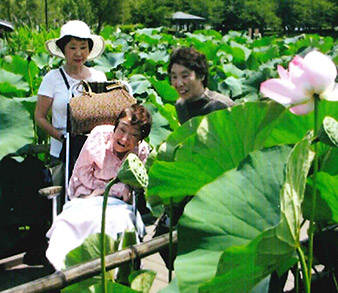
[69, 80, 136, 135]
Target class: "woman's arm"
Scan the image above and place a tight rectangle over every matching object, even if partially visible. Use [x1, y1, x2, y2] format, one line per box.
[68, 127, 112, 199]
[35, 95, 64, 141]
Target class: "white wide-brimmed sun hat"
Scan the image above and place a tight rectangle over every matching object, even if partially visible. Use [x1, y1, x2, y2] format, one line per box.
[45, 20, 105, 61]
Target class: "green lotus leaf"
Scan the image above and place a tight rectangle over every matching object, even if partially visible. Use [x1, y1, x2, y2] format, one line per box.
[0, 68, 29, 97]
[147, 101, 286, 203]
[144, 101, 174, 148]
[147, 50, 169, 63]
[303, 172, 338, 223]
[185, 38, 219, 63]
[221, 63, 245, 78]
[124, 52, 141, 69]
[230, 41, 252, 62]
[320, 147, 338, 175]
[0, 96, 33, 159]
[128, 74, 152, 96]
[129, 270, 156, 293]
[148, 76, 178, 102]
[31, 52, 60, 69]
[264, 100, 338, 147]
[64, 233, 118, 269]
[2, 55, 39, 82]
[115, 230, 138, 285]
[62, 233, 119, 292]
[94, 52, 125, 73]
[175, 138, 313, 292]
[223, 76, 242, 97]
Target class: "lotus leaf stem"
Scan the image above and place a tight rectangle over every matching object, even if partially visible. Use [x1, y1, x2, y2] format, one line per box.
[101, 178, 118, 293]
[307, 94, 320, 290]
[297, 246, 310, 293]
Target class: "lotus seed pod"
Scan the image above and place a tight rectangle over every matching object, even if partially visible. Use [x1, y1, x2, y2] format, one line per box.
[117, 153, 149, 189]
[318, 116, 338, 147]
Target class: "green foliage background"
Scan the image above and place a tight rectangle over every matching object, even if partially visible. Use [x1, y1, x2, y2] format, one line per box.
[1, 0, 338, 34]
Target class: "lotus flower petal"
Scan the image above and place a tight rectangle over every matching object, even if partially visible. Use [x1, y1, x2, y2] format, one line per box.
[321, 83, 338, 101]
[277, 65, 289, 80]
[288, 59, 313, 94]
[260, 78, 308, 106]
[303, 51, 338, 95]
[289, 99, 314, 115]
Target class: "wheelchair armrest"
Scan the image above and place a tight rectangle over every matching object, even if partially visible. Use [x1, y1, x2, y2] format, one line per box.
[39, 186, 63, 199]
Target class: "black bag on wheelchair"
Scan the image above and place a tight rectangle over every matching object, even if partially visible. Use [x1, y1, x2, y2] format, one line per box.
[0, 155, 52, 261]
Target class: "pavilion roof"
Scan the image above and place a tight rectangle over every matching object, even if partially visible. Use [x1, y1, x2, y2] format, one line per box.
[0, 19, 14, 32]
[172, 11, 205, 21]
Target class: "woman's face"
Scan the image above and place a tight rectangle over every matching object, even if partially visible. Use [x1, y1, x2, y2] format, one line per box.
[64, 37, 90, 67]
[113, 116, 142, 158]
[170, 63, 205, 101]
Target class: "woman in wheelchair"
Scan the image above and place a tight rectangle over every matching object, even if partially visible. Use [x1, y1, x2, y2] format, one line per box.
[45, 104, 152, 270]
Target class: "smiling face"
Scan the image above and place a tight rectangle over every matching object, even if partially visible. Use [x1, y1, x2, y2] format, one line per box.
[170, 63, 205, 101]
[64, 37, 90, 68]
[113, 116, 142, 159]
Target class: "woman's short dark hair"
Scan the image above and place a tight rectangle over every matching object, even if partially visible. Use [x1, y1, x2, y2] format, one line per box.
[114, 104, 152, 140]
[56, 36, 94, 54]
[168, 47, 208, 87]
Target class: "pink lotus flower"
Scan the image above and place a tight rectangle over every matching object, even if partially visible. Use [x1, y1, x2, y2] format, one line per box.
[260, 51, 338, 115]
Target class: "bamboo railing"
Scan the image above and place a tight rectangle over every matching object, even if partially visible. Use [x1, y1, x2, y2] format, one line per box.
[3, 231, 177, 293]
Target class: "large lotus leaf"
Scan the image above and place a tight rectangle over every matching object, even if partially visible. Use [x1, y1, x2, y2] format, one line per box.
[147, 50, 169, 63]
[320, 147, 338, 175]
[124, 52, 141, 69]
[94, 52, 125, 73]
[221, 63, 245, 78]
[100, 24, 115, 40]
[185, 37, 220, 63]
[144, 102, 172, 148]
[252, 45, 279, 64]
[0, 96, 33, 159]
[64, 233, 118, 268]
[223, 76, 242, 97]
[31, 52, 60, 69]
[0, 68, 29, 97]
[174, 138, 313, 292]
[13, 96, 37, 121]
[62, 233, 119, 292]
[129, 270, 156, 292]
[154, 115, 204, 163]
[147, 101, 286, 203]
[303, 172, 338, 223]
[2, 55, 39, 82]
[148, 76, 178, 102]
[128, 74, 152, 96]
[147, 92, 179, 132]
[230, 41, 252, 63]
[264, 100, 338, 147]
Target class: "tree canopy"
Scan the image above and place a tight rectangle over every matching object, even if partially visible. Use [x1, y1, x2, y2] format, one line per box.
[0, 0, 337, 33]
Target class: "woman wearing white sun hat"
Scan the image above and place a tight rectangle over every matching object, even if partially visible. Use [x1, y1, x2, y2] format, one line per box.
[35, 20, 107, 161]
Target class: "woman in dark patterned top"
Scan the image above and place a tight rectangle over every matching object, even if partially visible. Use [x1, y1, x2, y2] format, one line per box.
[169, 46, 234, 124]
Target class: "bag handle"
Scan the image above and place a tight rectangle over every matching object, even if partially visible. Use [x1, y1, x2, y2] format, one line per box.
[81, 80, 93, 96]
[81, 80, 126, 97]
